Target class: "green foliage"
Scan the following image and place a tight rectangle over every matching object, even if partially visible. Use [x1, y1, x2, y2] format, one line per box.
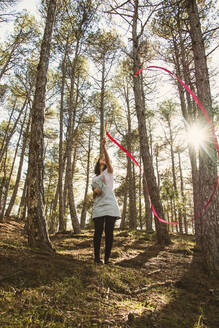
[87, 29, 121, 61]
[159, 99, 177, 122]
[0, 12, 41, 73]
[160, 168, 176, 200]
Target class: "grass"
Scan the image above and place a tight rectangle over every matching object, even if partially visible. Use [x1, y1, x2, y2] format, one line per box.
[0, 220, 219, 327]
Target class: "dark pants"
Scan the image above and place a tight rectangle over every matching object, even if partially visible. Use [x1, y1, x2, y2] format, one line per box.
[93, 216, 116, 262]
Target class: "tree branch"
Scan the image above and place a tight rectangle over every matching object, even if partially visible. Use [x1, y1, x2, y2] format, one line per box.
[206, 44, 219, 57]
[203, 26, 219, 36]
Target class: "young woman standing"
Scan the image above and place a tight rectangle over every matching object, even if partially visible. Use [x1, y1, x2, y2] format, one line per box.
[92, 138, 120, 264]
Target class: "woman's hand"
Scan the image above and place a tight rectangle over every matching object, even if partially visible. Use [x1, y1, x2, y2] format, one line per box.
[93, 188, 102, 196]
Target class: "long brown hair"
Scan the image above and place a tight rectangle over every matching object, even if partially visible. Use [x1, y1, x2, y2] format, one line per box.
[94, 158, 107, 175]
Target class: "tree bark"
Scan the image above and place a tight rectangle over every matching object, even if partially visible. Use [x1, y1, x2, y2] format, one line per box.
[173, 32, 200, 241]
[120, 175, 128, 229]
[0, 156, 8, 211]
[5, 115, 30, 218]
[63, 156, 68, 225]
[139, 157, 143, 230]
[0, 99, 27, 165]
[168, 117, 183, 233]
[66, 40, 81, 234]
[142, 168, 153, 232]
[154, 146, 161, 190]
[58, 46, 67, 232]
[48, 180, 59, 234]
[132, 0, 170, 245]
[1, 103, 29, 220]
[27, 0, 57, 253]
[132, 163, 137, 226]
[68, 140, 80, 232]
[124, 85, 137, 229]
[178, 149, 188, 234]
[80, 125, 92, 229]
[0, 140, 20, 221]
[186, 0, 219, 273]
[99, 55, 106, 155]
[18, 177, 27, 221]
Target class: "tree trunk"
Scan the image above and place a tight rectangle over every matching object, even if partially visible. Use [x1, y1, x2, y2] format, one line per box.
[0, 116, 25, 221]
[132, 163, 137, 226]
[5, 115, 30, 218]
[120, 175, 128, 229]
[154, 148, 160, 190]
[45, 170, 53, 218]
[167, 118, 182, 233]
[125, 86, 137, 229]
[18, 177, 27, 221]
[69, 141, 80, 231]
[48, 180, 59, 234]
[58, 47, 67, 232]
[186, 0, 219, 274]
[132, 0, 170, 245]
[173, 33, 200, 242]
[0, 100, 17, 157]
[139, 157, 142, 230]
[1, 103, 28, 220]
[0, 99, 27, 165]
[27, 0, 57, 253]
[63, 157, 68, 225]
[127, 148, 137, 230]
[178, 150, 188, 234]
[143, 170, 153, 232]
[99, 55, 106, 155]
[170, 198, 174, 232]
[66, 40, 81, 234]
[80, 125, 92, 229]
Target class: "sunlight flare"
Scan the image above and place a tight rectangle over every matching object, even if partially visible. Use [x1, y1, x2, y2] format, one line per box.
[185, 123, 208, 150]
[181, 121, 212, 154]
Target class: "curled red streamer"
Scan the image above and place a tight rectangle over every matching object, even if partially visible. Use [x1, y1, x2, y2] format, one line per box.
[105, 125, 179, 225]
[105, 66, 219, 224]
[143, 66, 219, 213]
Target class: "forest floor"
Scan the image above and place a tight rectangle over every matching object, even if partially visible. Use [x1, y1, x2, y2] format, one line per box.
[0, 219, 219, 328]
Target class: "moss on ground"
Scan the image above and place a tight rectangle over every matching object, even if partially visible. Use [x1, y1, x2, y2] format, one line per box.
[0, 221, 219, 327]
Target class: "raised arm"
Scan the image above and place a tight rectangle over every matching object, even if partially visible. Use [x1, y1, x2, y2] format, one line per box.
[102, 138, 113, 173]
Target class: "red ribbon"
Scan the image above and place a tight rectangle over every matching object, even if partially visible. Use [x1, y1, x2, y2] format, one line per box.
[143, 66, 219, 213]
[105, 124, 179, 225]
[105, 66, 219, 225]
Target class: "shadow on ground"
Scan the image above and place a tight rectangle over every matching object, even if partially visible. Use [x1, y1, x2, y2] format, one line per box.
[129, 251, 219, 328]
[115, 245, 163, 268]
[0, 248, 95, 290]
[1, 221, 219, 328]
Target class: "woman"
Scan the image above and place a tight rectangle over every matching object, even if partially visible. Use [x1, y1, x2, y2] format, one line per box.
[92, 138, 120, 264]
